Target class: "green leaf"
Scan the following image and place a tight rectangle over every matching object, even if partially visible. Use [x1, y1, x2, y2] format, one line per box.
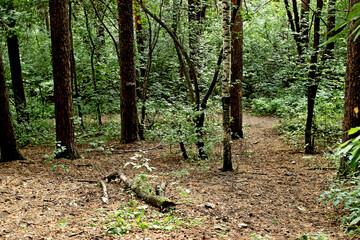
[349, 216, 360, 226]
[348, 127, 360, 135]
[338, 143, 354, 156]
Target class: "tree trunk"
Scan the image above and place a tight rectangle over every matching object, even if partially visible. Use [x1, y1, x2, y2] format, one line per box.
[94, 4, 105, 126]
[118, 0, 139, 143]
[222, 0, 233, 171]
[69, 1, 85, 130]
[6, 0, 28, 124]
[188, 0, 205, 77]
[0, 50, 25, 162]
[49, 0, 80, 159]
[230, 0, 243, 139]
[304, 0, 323, 154]
[339, 0, 360, 176]
[323, 0, 336, 60]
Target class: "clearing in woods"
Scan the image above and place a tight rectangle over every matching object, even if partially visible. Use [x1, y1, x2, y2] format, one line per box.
[0, 113, 349, 239]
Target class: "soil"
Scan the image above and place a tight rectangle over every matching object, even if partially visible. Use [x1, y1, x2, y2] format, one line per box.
[0, 113, 351, 240]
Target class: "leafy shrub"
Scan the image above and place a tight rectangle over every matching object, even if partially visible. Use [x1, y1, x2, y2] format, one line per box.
[321, 176, 360, 237]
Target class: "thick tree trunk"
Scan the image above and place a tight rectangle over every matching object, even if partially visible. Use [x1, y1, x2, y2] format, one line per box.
[49, 0, 80, 159]
[118, 0, 139, 143]
[339, 0, 360, 176]
[0, 50, 25, 162]
[230, 0, 243, 139]
[6, 16, 28, 124]
[222, 0, 233, 171]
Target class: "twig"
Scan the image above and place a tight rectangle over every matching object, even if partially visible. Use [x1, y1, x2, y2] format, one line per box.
[69, 231, 84, 237]
[305, 167, 337, 170]
[100, 180, 109, 204]
[118, 143, 162, 153]
[73, 179, 99, 183]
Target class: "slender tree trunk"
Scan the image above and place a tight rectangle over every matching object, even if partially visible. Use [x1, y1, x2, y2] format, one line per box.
[222, 0, 233, 171]
[339, 0, 360, 176]
[0, 49, 25, 162]
[95, 4, 105, 126]
[304, 0, 323, 154]
[49, 0, 80, 159]
[134, 1, 146, 100]
[188, 0, 205, 77]
[118, 0, 139, 143]
[300, 0, 310, 50]
[83, 4, 103, 127]
[323, 0, 336, 60]
[135, 3, 146, 140]
[230, 0, 243, 139]
[6, 1, 28, 124]
[69, 1, 85, 130]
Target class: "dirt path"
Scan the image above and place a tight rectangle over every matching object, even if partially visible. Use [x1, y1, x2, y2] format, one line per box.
[0, 113, 349, 239]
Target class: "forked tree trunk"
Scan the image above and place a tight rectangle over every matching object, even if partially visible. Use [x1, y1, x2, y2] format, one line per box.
[222, 0, 233, 171]
[118, 0, 139, 143]
[49, 0, 80, 159]
[230, 0, 243, 139]
[0, 50, 25, 162]
[339, 0, 360, 176]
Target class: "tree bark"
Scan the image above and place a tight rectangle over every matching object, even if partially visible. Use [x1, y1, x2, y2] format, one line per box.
[0, 49, 25, 162]
[69, 1, 85, 130]
[323, 0, 336, 60]
[118, 0, 139, 143]
[6, 0, 28, 124]
[230, 0, 244, 139]
[188, 0, 205, 77]
[304, 0, 323, 154]
[222, 0, 233, 171]
[49, 0, 80, 159]
[113, 170, 175, 211]
[339, 0, 360, 176]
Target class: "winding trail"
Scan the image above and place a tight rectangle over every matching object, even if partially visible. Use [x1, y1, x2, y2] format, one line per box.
[0, 113, 349, 239]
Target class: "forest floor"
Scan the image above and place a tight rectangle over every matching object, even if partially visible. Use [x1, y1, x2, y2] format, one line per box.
[0, 113, 352, 240]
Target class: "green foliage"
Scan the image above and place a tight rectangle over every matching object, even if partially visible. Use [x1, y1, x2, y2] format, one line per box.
[293, 232, 329, 240]
[338, 127, 360, 171]
[124, 153, 156, 172]
[104, 202, 193, 236]
[43, 142, 66, 162]
[320, 176, 360, 237]
[50, 164, 69, 173]
[57, 219, 68, 228]
[147, 101, 222, 160]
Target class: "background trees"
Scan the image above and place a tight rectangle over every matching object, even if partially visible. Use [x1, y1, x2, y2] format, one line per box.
[0, 0, 353, 163]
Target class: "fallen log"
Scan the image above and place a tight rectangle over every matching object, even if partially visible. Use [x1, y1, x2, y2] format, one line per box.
[117, 170, 176, 212]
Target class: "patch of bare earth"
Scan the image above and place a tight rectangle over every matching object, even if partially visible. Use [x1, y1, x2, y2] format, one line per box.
[0, 113, 350, 239]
